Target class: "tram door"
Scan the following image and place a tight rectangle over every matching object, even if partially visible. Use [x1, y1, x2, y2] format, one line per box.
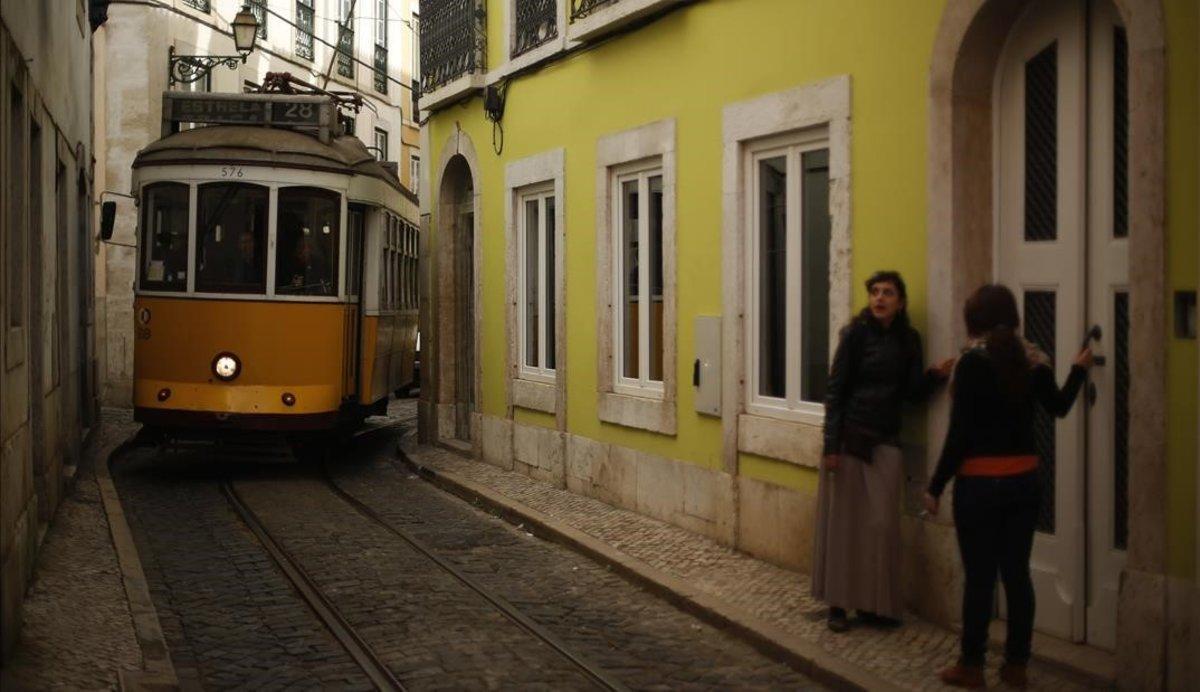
[345, 205, 366, 398]
[994, 0, 1128, 649]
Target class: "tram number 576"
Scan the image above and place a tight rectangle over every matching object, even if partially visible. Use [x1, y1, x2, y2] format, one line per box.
[220, 166, 244, 178]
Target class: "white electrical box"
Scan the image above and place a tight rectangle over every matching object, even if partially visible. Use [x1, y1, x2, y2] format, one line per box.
[693, 316, 721, 416]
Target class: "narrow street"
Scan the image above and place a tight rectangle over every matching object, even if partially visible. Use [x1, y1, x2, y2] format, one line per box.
[110, 400, 822, 690]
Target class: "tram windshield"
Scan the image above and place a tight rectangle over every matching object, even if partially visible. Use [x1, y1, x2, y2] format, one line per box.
[140, 183, 190, 291]
[195, 183, 269, 294]
[276, 187, 340, 296]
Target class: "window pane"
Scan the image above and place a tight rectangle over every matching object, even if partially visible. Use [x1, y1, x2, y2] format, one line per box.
[621, 179, 639, 379]
[647, 175, 664, 382]
[757, 156, 787, 398]
[524, 198, 539, 368]
[545, 196, 556, 371]
[140, 182, 190, 292]
[1024, 42, 1057, 241]
[276, 187, 340, 296]
[195, 183, 269, 294]
[800, 149, 831, 403]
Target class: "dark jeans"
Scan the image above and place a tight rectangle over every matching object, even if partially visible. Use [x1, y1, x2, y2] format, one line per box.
[952, 473, 1039, 666]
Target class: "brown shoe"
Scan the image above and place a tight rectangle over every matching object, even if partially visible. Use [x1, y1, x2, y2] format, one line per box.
[939, 664, 985, 688]
[999, 662, 1028, 688]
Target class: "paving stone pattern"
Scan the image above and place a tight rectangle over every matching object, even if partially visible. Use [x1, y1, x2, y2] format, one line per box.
[327, 424, 823, 691]
[0, 410, 143, 690]
[393, 401, 1101, 692]
[113, 447, 373, 690]
[235, 467, 602, 690]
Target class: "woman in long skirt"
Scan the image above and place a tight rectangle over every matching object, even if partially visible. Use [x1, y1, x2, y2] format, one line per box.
[813, 270, 954, 632]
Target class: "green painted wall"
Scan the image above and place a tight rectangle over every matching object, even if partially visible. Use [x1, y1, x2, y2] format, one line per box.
[427, 0, 1198, 578]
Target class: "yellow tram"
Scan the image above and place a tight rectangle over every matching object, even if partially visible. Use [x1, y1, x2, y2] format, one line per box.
[127, 91, 418, 433]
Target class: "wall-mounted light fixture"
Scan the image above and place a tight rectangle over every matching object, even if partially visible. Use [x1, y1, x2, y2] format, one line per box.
[168, 4, 260, 87]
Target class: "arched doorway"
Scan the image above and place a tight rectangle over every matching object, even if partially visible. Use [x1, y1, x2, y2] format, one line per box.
[928, 0, 1165, 655]
[438, 154, 477, 443]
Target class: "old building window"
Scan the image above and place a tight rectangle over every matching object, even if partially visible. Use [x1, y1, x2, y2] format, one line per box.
[410, 154, 420, 194]
[374, 127, 389, 161]
[7, 86, 25, 329]
[336, 0, 355, 78]
[519, 185, 556, 380]
[296, 0, 315, 60]
[248, 0, 267, 39]
[614, 162, 664, 395]
[182, 0, 210, 12]
[746, 132, 830, 417]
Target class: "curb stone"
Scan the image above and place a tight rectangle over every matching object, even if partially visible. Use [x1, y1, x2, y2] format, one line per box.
[96, 437, 180, 691]
[396, 443, 903, 692]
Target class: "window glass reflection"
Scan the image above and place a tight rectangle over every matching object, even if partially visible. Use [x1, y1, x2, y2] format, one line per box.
[195, 183, 269, 294]
[276, 187, 340, 296]
[140, 182, 190, 292]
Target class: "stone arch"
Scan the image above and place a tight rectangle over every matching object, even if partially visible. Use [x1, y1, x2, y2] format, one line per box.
[925, 0, 1165, 683]
[430, 129, 483, 447]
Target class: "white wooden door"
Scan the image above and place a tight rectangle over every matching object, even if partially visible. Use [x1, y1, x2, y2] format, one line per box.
[995, 0, 1128, 649]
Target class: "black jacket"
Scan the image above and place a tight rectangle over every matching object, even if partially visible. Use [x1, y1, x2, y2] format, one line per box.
[822, 312, 944, 457]
[927, 347, 1087, 498]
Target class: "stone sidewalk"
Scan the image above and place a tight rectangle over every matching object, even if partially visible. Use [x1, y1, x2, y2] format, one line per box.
[0, 409, 175, 691]
[400, 435, 1114, 692]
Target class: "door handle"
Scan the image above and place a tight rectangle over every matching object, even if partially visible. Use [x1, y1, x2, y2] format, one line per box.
[1092, 355, 1106, 367]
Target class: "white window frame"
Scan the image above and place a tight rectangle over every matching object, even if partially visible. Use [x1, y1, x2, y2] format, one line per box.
[374, 127, 389, 161]
[594, 119, 676, 435]
[504, 148, 565, 418]
[720, 76, 852, 469]
[410, 154, 421, 194]
[611, 161, 665, 398]
[517, 183, 556, 383]
[744, 129, 831, 424]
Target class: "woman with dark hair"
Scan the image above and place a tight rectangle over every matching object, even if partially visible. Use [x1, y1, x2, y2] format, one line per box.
[925, 284, 1093, 688]
[813, 270, 955, 633]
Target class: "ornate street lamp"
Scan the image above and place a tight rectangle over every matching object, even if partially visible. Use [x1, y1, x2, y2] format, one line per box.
[168, 4, 260, 86]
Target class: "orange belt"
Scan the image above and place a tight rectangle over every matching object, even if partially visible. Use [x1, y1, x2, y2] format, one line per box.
[959, 455, 1039, 477]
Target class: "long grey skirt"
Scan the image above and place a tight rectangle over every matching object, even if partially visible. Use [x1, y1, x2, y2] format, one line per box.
[811, 444, 904, 618]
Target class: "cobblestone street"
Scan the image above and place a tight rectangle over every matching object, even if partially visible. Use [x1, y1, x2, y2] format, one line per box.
[108, 402, 823, 690]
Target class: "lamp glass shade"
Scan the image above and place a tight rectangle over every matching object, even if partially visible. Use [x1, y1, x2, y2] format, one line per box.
[232, 6, 259, 55]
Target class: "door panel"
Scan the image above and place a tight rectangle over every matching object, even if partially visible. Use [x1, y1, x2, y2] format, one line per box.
[996, 0, 1088, 642]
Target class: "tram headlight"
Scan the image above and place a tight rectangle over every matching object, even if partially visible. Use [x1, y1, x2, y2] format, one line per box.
[212, 352, 241, 381]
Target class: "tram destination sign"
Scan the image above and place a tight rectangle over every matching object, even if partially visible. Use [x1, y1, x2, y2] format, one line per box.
[162, 92, 335, 141]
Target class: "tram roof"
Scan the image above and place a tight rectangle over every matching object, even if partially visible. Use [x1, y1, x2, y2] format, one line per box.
[133, 125, 417, 204]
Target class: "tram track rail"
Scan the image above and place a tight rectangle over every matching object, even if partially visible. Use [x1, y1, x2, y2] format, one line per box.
[317, 460, 631, 692]
[220, 478, 407, 692]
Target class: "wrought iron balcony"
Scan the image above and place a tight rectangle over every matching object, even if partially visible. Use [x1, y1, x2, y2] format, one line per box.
[570, 0, 618, 21]
[248, 0, 266, 39]
[336, 24, 355, 78]
[296, 1, 315, 61]
[182, 0, 210, 12]
[374, 45, 389, 94]
[419, 0, 487, 95]
[513, 0, 558, 58]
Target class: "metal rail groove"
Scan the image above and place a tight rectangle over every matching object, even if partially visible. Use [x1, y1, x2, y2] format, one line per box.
[221, 479, 407, 692]
[320, 465, 630, 692]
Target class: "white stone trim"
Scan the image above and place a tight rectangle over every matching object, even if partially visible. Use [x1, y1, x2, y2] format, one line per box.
[595, 119, 677, 435]
[505, 148, 566, 425]
[736, 413, 823, 469]
[419, 72, 486, 112]
[567, 0, 688, 43]
[719, 75, 852, 472]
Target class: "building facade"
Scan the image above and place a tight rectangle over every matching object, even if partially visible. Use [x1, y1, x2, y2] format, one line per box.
[417, 0, 1198, 688]
[93, 0, 420, 406]
[0, 0, 98, 661]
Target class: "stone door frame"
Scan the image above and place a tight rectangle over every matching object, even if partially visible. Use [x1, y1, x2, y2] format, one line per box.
[925, 0, 1165, 683]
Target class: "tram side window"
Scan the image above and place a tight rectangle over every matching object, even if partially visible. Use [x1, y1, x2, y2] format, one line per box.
[195, 183, 269, 294]
[140, 183, 190, 292]
[276, 187, 340, 296]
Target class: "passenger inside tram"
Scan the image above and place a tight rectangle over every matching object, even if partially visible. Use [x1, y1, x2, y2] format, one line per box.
[195, 182, 268, 294]
[140, 182, 190, 291]
[276, 187, 339, 296]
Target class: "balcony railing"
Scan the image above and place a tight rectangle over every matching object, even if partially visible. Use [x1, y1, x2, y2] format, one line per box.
[182, 0, 210, 12]
[337, 24, 355, 78]
[419, 0, 486, 95]
[248, 0, 266, 39]
[570, 0, 617, 21]
[513, 0, 558, 58]
[374, 44, 389, 94]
